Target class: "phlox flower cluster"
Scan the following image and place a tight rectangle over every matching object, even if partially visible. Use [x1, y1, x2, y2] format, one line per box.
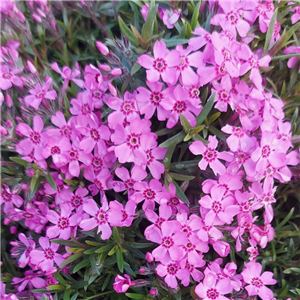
[0, 0, 299, 299]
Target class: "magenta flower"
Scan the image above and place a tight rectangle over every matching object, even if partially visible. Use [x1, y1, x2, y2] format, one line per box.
[106, 91, 139, 128]
[79, 198, 112, 240]
[12, 270, 46, 292]
[107, 200, 136, 227]
[67, 187, 90, 212]
[136, 81, 171, 121]
[30, 237, 64, 272]
[46, 203, 82, 240]
[84, 64, 103, 88]
[159, 7, 181, 29]
[0, 64, 23, 90]
[10, 233, 35, 268]
[195, 273, 232, 300]
[113, 274, 134, 293]
[24, 77, 57, 110]
[145, 203, 172, 230]
[283, 46, 300, 69]
[189, 135, 232, 176]
[180, 258, 204, 286]
[160, 84, 201, 129]
[241, 262, 276, 299]
[156, 259, 189, 289]
[145, 220, 187, 262]
[199, 186, 239, 226]
[131, 179, 162, 211]
[51, 62, 84, 88]
[290, 3, 300, 24]
[44, 177, 72, 205]
[1, 185, 23, 214]
[112, 166, 147, 196]
[110, 117, 156, 166]
[210, 2, 250, 37]
[137, 40, 180, 85]
[238, 46, 271, 89]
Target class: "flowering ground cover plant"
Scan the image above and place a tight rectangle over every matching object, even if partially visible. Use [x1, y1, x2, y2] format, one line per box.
[1, 0, 300, 299]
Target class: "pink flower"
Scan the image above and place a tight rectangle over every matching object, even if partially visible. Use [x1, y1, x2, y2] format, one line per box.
[107, 200, 136, 227]
[46, 203, 82, 240]
[136, 81, 171, 121]
[30, 237, 64, 272]
[159, 7, 181, 29]
[1, 185, 23, 214]
[140, 4, 149, 21]
[145, 203, 172, 230]
[12, 270, 46, 292]
[241, 262, 276, 299]
[24, 77, 57, 110]
[156, 259, 189, 289]
[238, 46, 271, 89]
[145, 220, 187, 262]
[137, 40, 180, 85]
[0, 64, 23, 90]
[290, 3, 300, 24]
[80, 198, 112, 240]
[113, 274, 134, 293]
[195, 273, 232, 300]
[283, 46, 300, 69]
[189, 135, 232, 175]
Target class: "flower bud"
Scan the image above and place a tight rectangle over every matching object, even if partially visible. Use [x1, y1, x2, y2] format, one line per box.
[10, 226, 17, 234]
[111, 68, 122, 76]
[145, 252, 153, 263]
[108, 82, 117, 96]
[150, 288, 157, 296]
[96, 41, 109, 56]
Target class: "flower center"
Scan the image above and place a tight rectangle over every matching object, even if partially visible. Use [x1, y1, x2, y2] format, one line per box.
[93, 90, 103, 99]
[61, 125, 71, 138]
[206, 288, 219, 300]
[36, 91, 45, 99]
[184, 241, 196, 252]
[251, 277, 263, 288]
[92, 157, 103, 170]
[155, 217, 165, 228]
[44, 247, 54, 260]
[167, 263, 178, 275]
[126, 133, 140, 149]
[95, 209, 107, 225]
[153, 58, 167, 72]
[261, 145, 270, 158]
[219, 90, 230, 102]
[23, 212, 34, 218]
[177, 56, 189, 70]
[69, 148, 79, 161]
[170, 196, 179, 206]
[51, 146, 61, 155]
[30, 131, 41, 145]
[121, 210, 128, 222]
[212, 201, 222, 213]
[222, 48, 231, 61]
[226, 11, 239, 24]
[143, 188, 156, 200]
[203, 148, 217, 162]
[71, 195, 83, 208]
[173, 101, 187, 113]
[189, 87, 200, 99]
[181, 225, 192, 237]
[233, 127, 244, 137]
[124, 179, 135, 191]
[146, 149, 154, 164]
[81, 103, 91, 115]
[90, 128, 100, 141]
[248, 56, 259, 68]
[3, 73, 12, 79]
[2, 190, 12, 202]
[121, 101, 135, 115]
[150, 91, 163, 106]
[94, 179, 103, 191]
[162, 236, 174, 248]
[58, 217, 69, 229]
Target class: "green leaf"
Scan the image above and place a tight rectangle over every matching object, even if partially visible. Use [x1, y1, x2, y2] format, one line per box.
[159, 131, 185, 148]
[89, 255, 100, 275]
[163, 141, 177, 169]
[53, 272, 68, 285]
[29, 175, 42, 199]
[125, 293, 145, 299]
[142, 2, 158, 41]
[196, 93, 216, 126]
[101, 274, 112, 291]
[46, 284, 65, 291]
[60, 253, 83, 268]
[70, 293, 79, 300]
[9, 157, 29, 167]
[95, 243, 114, 254]
[131, 62, 142, 75]
[45, 173, 57, 191]
[162, 39, 189, 48]
[180, 114, 192, 132]
[116, 248, 124, 272]
[276, 207, 294, 230]
[172, 180, 189, 205]
[51, 239, 79, 247]
[73, 258, 90, 273]
[112, 227, 120, 243]
[169, 172, 195, 181]
[208, 112, 221, 124]
[263, 7, 278, 55]
[118, 16, 139, 47]
[63, 290, 70, 300]
[191, 0, 202, 30]
[123, 242, 153, 249]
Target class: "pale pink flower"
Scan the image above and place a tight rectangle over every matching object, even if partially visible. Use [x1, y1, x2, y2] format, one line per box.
[113, 274, 134, 293]
[145, 220, 187, 262]
[80, 198, 112, 240]
[137, 40, 180, 85]
[159, 7, 181, 29]
[156, 259, 189, 289]
[24, 77, 57, 110]
[241, 262, 276, 299]
[30, 237, 64, 272]
[107, 200, 136, 227]
[195, 273, 232, 300]
[189, 135, 232, 176]
[283, 46, 300, 69]
[0, 64, 23, 90]
[12, 270, 45, 292]
[1, 185, 23, 214]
